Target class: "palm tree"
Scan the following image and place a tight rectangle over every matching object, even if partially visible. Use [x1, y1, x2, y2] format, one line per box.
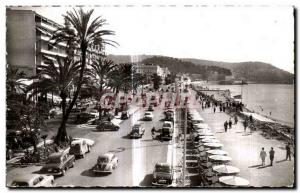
[49, 8, 116, 142]
[118, 63, 135, 94]
[6, 65, 26, 96]
[27, 56, 81, 143]
[152, 73, 162, 91]
[89, 57, 116, 119]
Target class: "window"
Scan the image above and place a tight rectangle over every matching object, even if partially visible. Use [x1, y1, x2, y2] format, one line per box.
[32, 178, 40, 186]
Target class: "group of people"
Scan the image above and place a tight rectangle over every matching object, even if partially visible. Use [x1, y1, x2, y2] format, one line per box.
[259, 144, 292, 167]
[223, 116, 239, 132]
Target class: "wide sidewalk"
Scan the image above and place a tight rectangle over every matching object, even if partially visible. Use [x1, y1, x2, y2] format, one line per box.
[196, 106, 294, 187]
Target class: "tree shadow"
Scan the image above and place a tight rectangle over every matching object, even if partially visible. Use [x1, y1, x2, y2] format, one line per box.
[80, 168, 111, 177]
[139, 174, 153, 187]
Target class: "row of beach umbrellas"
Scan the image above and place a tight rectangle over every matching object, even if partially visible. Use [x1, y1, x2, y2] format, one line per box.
[191, 115, 250, 187]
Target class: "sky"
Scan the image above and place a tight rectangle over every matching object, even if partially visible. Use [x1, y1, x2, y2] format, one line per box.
[10, 5, 295, 73]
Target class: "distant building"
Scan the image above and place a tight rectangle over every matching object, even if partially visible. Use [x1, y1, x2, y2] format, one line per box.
[7, 9, 101, 77]
[190, 73, 203, 81]
[135, 63, 170, 82]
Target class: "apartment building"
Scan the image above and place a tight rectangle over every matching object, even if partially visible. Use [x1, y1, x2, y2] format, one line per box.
[6, 9, 101, 77]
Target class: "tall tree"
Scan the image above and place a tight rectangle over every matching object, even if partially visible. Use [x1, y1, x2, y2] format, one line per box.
[27, 56, 81, 143]
[152, 73, 162, 91]
[49, 8, 116, 142]
[89, 58, 116, 119]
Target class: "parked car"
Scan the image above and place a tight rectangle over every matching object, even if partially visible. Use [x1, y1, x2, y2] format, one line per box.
[92, 153, 119, 173]
[10, 174, 54, 187]
[96, 121, 120, 131]
[148, 105, 154, 111]
[143, 111, 154, 121]
[40, 151, 75, 176]
[88, 109, 99, 118]
[69, 138, 94, 158]
[129, 124, 145, 138]
[121, 111, 129, 120]
[152, 163, 173, 186]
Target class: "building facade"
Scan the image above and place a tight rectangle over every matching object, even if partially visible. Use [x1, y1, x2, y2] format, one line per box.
[7, 9, 101, 77]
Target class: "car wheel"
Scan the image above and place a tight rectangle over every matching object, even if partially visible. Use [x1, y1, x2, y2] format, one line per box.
[115, 127, 119, 131]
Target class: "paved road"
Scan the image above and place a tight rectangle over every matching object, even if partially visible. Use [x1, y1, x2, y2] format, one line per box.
[7, 96, 177, 187]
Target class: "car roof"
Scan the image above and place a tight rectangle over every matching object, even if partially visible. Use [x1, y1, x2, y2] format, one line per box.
[98, 153, 114, 160]
[49, 152, 65, 159]
[155, 162, 171, 167]
[12, 174, 40, 183]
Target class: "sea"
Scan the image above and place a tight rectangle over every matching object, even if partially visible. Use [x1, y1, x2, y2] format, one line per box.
[203, 84, 295, 127]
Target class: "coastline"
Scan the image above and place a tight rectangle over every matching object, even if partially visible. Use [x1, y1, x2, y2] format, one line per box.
[194, 88, 294, 145]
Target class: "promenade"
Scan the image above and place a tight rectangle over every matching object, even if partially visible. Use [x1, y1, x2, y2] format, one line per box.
[196, 106, 294, 187]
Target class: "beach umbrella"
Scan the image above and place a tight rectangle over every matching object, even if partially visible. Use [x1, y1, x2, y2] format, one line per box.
[219, 176, 249, 187]
[204, 143, 223, 148]
[209, 155, 232, 162]
[206, 150, 228, 155]
[202, 139, 220, 143]
[199, 136, 216, 139]
[213, 165, 240, 175]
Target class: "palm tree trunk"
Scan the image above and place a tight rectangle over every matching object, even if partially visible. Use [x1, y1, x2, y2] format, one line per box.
[55, 46, 87, 143]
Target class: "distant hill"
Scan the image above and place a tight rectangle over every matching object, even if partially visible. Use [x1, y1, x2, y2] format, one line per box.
[182, 58, 294, 84]
[106, 54, 294, 84]
[142, 56, 232, 78]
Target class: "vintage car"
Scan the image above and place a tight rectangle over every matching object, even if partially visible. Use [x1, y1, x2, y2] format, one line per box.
[40, 151, 75, 176]
[148, 105, 154, 111]
[120, 111, 129, 120]
[152, 163, 173, 186]
[96, 121, 120, 131]
[88, 109, 99, 118]
[92, 153, 119, 173]
[150, 96, 158, 107]
[143, 111, 154, 121]
[161, 121, 174, 141]
[10, 174, 54, 187]
[69, 138, 94, 158]
[129, 124, 145, 139]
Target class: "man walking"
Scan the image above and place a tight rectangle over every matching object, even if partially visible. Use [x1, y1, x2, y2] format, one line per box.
[269, 147, 275, 166]
[243, 120, 248, 132]
[286, 144, 292, 161]
[228, 118, 232, 129]
[260, 147, 267, 166]
[224, 121, 228, 132]
[234, 115, 238, 125]
[213, 107, 216, 114]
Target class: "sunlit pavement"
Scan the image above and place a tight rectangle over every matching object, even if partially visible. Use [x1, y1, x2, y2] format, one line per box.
[196, 105, 294, 187]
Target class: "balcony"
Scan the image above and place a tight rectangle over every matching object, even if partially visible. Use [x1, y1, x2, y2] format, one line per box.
[40, 49, 67, 58]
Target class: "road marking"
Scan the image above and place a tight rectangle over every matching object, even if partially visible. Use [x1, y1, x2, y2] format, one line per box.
[131, 109, 145, 186]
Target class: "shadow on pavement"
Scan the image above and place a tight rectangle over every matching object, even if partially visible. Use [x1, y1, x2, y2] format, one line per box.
[257, 165, 272, 169]
[81, 169, 110, 177]
[235, 131, 243, 133]
[248, 164, 262, 168]
[121, 135, 131, 139]
[276, 159, 288, 163]
[139, 174, 153, 187]
[109, 147, 126, 153]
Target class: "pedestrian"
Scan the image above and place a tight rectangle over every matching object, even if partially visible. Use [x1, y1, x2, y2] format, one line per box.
[219, 106, 222, 112]
[213, 107, 216, 114]
[249, 115, 253, 123]
[243, 120, 248, 132]
[223, 106, 226, 112]
[286, 144, 292, 161]
[229, 118, 232, 129]
[260, 147, 267, 166]
[151, 127, 156, 139]
[234, 115, 238, 124]
[269, 147, 275, 166]
[224, 121, 228, 132]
